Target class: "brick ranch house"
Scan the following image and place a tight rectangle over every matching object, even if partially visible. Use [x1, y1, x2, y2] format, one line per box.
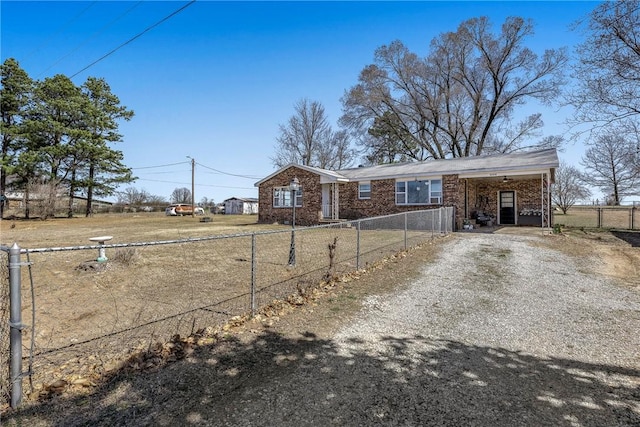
[255, 148, 558, 230]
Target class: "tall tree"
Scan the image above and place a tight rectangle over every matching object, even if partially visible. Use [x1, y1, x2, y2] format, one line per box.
[581, 131, 640, 205]
[0, 58, 34, 217]
[552, 161, 591, 214]
[570, 0, 640, 127]
[23, 74, 89, 218]
[340, 16, 567, 161]
[272, 99, 356, 169]
[79, 77, 134, 216]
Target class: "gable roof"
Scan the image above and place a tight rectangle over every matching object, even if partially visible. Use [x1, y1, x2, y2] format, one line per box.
[224, 197, 258, 203]
[255, 149, 559, 186]
[254, 163, 349, 186]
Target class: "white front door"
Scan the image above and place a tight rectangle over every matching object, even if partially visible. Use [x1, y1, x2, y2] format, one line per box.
[322, 184, 331, 219]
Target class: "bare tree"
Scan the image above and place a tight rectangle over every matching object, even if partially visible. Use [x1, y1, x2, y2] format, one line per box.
[29, 181, 61, 219]
[200, 196, 215, 208]
[340, 16, 567, 161]
[117, 187, 151, 205]
[272, 99, 356, 169]
[570, 0, 640, 128]
[170, 187, 191, 204]
[552, 161, 591, 214]
[623, 120, 640, 176]
[581, 131, 640, 205]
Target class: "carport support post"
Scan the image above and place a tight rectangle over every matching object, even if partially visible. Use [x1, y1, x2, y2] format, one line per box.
[9, 243, 23, 408]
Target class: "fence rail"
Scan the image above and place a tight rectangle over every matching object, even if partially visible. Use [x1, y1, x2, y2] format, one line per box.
[553, 206, 639, 230]
[1, 208, 454, 408]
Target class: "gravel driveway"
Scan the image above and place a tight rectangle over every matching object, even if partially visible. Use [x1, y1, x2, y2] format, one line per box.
[9, 232, 640, 426]
[212, 232, 640, 427]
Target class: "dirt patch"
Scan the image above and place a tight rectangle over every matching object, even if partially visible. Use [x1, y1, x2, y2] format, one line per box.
[545, 229, 640, 289]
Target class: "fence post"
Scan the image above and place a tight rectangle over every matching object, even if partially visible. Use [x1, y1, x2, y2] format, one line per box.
[9, 243, 22, 408]
[356, 220, 361, 271]
[404, 212, 408, 250]
[630, 207, 635, 230]
[597, 207, 602, 228]
[250, 234, 256, 317]
[431, 210, 434, 239]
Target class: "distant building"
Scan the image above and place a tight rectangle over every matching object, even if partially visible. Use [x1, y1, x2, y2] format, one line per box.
[223, 197, 259, 215]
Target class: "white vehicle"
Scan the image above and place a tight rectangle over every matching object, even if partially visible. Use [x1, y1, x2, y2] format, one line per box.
[165, 204, 205, 216]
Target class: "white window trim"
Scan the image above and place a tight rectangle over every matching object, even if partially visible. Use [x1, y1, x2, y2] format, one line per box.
[273, 186, 302, 208]
[358, 182, 371, 199]
[395, 178, 442, 205]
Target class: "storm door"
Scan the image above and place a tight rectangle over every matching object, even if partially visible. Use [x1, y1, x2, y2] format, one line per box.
[499, 191, 516, 225]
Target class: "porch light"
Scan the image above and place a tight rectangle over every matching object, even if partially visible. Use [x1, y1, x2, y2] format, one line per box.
[503, 176, 509, 183]
[289, 177, 300, 193]
[288, 177, 299, 266]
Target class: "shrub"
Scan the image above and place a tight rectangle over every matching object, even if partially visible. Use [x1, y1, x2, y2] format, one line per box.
[113, 247, 139, 265]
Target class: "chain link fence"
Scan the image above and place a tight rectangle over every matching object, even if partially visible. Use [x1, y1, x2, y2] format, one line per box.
[553, 206, 639, 230]
[0, 248, 9, 408]
[1, 208, 453, 407]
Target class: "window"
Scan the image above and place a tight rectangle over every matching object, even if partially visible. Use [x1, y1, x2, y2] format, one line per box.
[395, 179, 442, 205]
[273, 186, 302, 208]
[358, 182, 371, 199]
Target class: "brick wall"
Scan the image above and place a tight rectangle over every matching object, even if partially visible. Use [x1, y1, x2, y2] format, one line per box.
[442, 174, 462, 227]
[339, 179, 444, 219]
[464, 178, 546, 227]
[257, 167, 323, 226]
[259, 168, 547, 228]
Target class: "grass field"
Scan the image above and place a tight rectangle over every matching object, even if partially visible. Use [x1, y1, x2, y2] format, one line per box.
[553, 206, 638, 230]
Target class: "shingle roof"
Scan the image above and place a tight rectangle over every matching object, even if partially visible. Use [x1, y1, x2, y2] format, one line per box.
[254, 163, 349, 186]
[255, 149, 558, 185]
[338, 148, 559, 181]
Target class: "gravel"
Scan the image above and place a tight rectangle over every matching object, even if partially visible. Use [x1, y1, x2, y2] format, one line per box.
[9, 232, 639, 426]
[216, 232, 640, 427]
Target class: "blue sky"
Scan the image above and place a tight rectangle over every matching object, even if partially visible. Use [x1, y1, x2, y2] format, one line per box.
[1, 1, 600, 203]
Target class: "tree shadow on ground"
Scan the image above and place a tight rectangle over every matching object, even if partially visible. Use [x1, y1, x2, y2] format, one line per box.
[5, 331, 640, 426]
[611, 230, 640, 247]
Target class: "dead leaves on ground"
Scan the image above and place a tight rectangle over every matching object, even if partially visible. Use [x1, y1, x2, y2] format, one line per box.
[29, 245, 423, 403]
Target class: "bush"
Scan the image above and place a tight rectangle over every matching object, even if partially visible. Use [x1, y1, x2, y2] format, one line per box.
[113, 247, 139, 265]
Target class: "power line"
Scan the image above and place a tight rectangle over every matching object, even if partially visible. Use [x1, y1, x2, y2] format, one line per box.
[37, 1, 144, 78]
[196, 161, 262, 180]
[70, 0, 196, 78]
[25, 1, 98, 60]
[131, 161, 190, 170]
[136, 178, 254, 190]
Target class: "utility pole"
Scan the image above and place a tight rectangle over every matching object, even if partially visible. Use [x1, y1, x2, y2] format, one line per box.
[191, 157, 195, 218]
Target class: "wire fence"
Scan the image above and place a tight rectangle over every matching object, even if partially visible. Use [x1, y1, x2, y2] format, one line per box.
[553, 206, 639, 230]
[0, 249, 9, 408]
[1, 208, 454, 407]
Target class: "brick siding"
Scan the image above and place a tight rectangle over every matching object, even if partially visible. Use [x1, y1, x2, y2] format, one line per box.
[338, 179, 442, 219]
[258, 166, 323, 226]
[259, 167, 550, 229]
